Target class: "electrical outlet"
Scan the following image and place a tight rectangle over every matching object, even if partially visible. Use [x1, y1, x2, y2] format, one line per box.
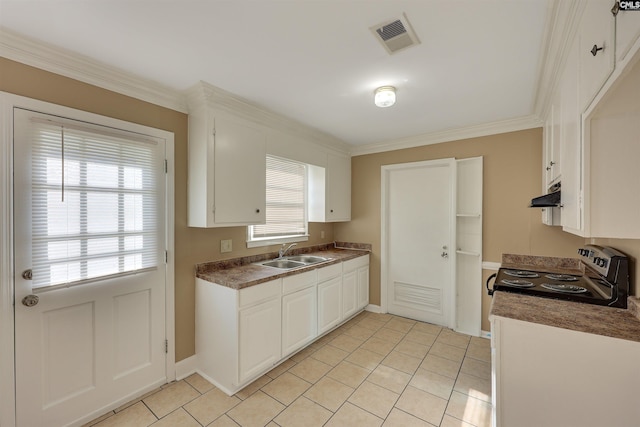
[220, 239, 232, 253]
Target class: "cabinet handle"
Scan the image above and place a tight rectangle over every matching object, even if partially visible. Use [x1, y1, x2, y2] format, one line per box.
[330, 209, 334, 213]
[611, 2, 620, 16]
[255, 209, 260, 213]
[591, 44, 604, 56]
[546, 166, 551, 171]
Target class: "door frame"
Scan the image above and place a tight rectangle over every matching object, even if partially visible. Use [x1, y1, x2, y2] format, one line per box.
[0, 92, 176, 427]
[380, 158, 457, 329]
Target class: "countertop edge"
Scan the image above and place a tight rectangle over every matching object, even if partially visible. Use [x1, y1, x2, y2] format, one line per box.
[196, 248, 370, 290]
[490, 291, 640, 344]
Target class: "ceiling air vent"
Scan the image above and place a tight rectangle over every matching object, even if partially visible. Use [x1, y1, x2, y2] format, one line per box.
[370, 13, 420, 55]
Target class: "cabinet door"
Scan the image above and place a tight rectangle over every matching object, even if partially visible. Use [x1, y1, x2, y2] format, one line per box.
[615, 4, 640, 63]
[560, 35, 583, 233]
[214, 116, 266, 225]
[317, 276, 342, 335]
[357, 265, 369, 310]
[342, 270, 358, 319]
[238, 297, 281, 383]
[282, 286, 317, 357]
[549, 94, 562, 183]
[326, 153, 351, 222]
[579, 0, 615, 111]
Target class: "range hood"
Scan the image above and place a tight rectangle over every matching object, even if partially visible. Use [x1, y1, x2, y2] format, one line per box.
[529, 183, 561, 208]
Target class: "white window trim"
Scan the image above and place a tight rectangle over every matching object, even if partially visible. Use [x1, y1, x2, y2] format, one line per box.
[247, 155, 309, 248]
[246, 233, 309, 249]
[0, 92, 176, 427]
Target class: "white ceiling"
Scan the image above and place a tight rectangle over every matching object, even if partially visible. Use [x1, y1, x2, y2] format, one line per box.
[0, 0, 550, 149]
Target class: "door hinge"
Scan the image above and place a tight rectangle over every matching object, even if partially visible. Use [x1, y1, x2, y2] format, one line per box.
[164, 159, 168, 173]
[164, 339, 168, 354]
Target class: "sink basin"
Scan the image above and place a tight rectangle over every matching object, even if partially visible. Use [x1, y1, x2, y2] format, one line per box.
[284, 255, 329, 264]
[261, 259, 306, 269]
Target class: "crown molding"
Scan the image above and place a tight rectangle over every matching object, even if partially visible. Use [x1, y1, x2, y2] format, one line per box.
[351, 114, 543, 156]
[187, 81, 351, 154]
[532, 0, 585, 120]
[0, 27, 188, 113]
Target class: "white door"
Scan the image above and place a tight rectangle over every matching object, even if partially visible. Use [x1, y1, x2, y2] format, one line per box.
[383, 159, 456, 327]
[13, 108, 168, 427]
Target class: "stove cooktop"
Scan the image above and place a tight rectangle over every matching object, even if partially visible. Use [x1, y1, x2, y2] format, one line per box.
[493, 268, 613, 305]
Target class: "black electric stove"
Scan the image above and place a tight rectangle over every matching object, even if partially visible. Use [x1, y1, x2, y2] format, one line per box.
[487, 245, 630, 308]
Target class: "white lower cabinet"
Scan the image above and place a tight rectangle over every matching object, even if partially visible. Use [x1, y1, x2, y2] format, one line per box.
[238, 297, 281, 383]
[491, 316, 640, 427]
[281, 271, 317, 357]
[343, 254, 370, 316]
[196, 254, 369, 395]
[357, 264, 369, 309]
[342, 270, 358, 319]
[318, 276, 343, 336]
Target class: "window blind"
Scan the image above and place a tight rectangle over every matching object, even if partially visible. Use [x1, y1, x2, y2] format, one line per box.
[29, 118, 159, 289]
[250, 156, 307, 240]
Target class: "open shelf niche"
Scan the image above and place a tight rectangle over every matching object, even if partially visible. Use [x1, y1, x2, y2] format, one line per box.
[456, 157, 483, 336]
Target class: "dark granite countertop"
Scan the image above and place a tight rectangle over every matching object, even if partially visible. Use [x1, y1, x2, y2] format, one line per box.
[196, 242, 371, 290]
[490, 292, 640, 343]
[490, 254, 640, 343]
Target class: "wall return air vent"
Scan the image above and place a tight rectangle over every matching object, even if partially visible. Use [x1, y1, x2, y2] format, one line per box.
[370, 13, 420, 55]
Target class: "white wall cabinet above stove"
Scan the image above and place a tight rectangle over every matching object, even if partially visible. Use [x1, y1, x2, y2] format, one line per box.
[615, 3, 640, 64]
[578, 0, 615, 112]
[541, 1, 640, 238]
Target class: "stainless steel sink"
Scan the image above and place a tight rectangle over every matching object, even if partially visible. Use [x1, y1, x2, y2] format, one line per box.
[261, 259, 306, 269]
[284, 255, 329, 264]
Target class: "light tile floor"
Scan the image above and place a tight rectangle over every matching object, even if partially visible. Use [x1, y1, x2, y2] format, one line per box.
[85, 311, 492, 427]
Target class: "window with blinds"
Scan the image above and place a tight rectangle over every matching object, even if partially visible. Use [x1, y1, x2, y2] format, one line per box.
[249, 155, 308, 243]
[29, 118, 160, 289]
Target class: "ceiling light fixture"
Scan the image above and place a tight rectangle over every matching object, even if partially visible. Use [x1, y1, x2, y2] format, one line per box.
[374, 86, 396, 108]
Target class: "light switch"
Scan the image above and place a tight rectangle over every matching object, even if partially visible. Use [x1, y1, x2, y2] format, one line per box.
[221, 239, 232, 253]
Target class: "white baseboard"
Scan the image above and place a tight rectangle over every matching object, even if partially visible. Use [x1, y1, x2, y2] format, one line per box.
[365, 304, 383, 313]
[175, 354, 198, 381]
[481, 330, 491, 339]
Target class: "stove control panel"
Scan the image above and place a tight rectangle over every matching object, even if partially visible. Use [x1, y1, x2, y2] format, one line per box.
[577, 245, 628, 285]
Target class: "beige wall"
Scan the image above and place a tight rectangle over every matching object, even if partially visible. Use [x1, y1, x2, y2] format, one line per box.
[1, 57, 336, 361]
[5, 57, 637, 357]
[334, 128, 586, 332]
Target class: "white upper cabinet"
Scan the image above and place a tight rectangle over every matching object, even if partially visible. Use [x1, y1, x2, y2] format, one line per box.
[326, 153, 352, 222]
[615, 2, 640, 63]
[586, 57, 640, 239]
[188, 109, 266, 227]
[187, 82, 351, 228]
[309, 153, 352, 223]
[578, 0, 616, 112]
[559, 35, 582, 233]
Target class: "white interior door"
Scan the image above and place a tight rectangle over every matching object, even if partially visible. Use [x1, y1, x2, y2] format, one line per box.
[13, 108, 168, 427]
[383, 159, 456, 327]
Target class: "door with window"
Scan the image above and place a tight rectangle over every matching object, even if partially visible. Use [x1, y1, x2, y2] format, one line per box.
[13, 108, 168, 426]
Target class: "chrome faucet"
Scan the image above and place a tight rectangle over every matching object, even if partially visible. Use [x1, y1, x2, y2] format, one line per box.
[278, 243, 297, 258]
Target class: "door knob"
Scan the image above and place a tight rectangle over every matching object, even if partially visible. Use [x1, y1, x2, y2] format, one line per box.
[22, 295, 39, 307]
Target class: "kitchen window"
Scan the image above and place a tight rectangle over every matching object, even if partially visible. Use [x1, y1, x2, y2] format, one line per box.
[247, 155, 308, 247]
